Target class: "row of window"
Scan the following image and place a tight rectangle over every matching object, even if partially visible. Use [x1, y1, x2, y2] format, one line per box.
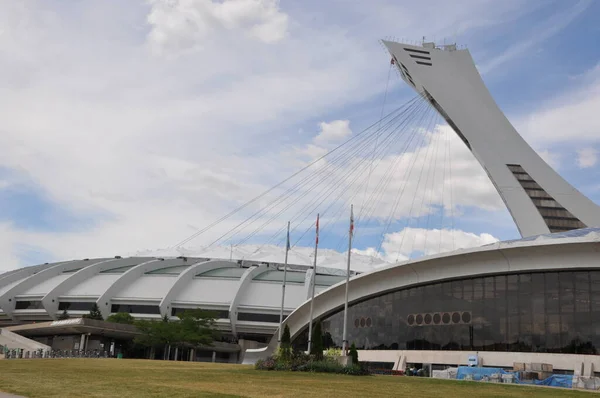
[238, 312, 286, 323]
[318, 270, 600, 354]
[171, 308, 229, 319]
[15, 301, 286, 324]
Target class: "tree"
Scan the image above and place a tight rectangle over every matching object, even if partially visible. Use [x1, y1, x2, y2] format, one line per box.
[281, 324, 291, 347]
[349, 342, 358, 365]
[280, 324, 292, 361]
[106, 312, 135, 325]
[83, 303, 104, 320]
[134, 309, 217, 359]
[310, 321, 323, 360]
[175, 309, 218, 347]
[58, 309, 70, 320]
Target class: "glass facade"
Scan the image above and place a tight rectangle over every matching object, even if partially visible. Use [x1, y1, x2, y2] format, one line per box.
[15, 300, 44, 310]
[111, 304, 160, 315]
[320, 271, 600, 354]
[238, 312, 287, 323]
[58, 302, 96, 311]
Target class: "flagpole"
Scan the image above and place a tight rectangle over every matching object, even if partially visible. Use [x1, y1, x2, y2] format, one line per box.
[278, 221, 291, 343]
[342, 205, 353, 356]
[307, 214, 319, 354]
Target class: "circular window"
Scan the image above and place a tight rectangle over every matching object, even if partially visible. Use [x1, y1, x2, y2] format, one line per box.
[415, 314, 424, 325]
[407, 314, 415, 326]
[424, 313, 432, 325]
[366, 317, 372, 327]
[442, 313, 451, 324]
[354, 318, 360, 328]
[461, 312, 471, 324]
[360, 318, 366, 327]
[433, 313, 441, 324]
[452, 312, 461, 324]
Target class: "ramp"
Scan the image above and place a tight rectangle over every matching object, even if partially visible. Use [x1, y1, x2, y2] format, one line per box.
[0, 328, 50, 352]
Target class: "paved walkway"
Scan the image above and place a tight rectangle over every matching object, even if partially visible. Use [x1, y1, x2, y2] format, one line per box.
[0, 393, 26, 398]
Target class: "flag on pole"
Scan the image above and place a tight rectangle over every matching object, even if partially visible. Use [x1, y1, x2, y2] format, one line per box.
[286, 224, 291, 251]
[349, 206, 354, 237]
[315, 214, 320, 245]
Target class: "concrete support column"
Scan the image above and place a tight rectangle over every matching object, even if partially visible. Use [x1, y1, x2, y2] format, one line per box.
[79, 334, 86, 351]
[212, 351, 216, 363]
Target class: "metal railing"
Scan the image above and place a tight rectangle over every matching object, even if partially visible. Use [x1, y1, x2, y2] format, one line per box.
[3, 348, 110, 359]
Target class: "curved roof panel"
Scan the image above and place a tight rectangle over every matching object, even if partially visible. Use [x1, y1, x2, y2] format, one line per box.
[174, 278, 239, 304]
[21, 274, 70, 296]
[114, 275, 176, 300]
[64, 274, 122, 297]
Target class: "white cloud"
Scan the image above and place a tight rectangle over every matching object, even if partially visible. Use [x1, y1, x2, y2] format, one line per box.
[577, 147, 598, 168]
[537, 149, 561, 170]
[146, 0, 289, 55]
[314, 120, 352, 145]
[0, 223, 21, 272]
[0, 1, 560, 273]
[519, 64, 600, 144]
[379, 227, 498, 262]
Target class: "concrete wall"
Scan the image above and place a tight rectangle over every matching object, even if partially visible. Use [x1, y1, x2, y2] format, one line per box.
[358, 350, 600, 377]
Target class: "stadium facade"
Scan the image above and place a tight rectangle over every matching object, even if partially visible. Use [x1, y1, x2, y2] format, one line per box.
[0, 256, 351, 361]
[245, 41, 600, 376]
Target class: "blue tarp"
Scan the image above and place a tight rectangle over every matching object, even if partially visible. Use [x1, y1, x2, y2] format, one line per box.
[534, 374, 572, 388]
[456, 366, 518, 382]
[456, 367, 572, 389]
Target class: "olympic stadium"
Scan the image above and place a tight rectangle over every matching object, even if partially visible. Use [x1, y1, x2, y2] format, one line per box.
[3, 40, 600, 374]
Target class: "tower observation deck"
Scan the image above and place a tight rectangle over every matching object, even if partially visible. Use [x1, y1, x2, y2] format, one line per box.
[383, 40, 600, 237]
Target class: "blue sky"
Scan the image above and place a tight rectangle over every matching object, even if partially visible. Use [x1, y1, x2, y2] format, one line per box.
[1, 0, 599, 271]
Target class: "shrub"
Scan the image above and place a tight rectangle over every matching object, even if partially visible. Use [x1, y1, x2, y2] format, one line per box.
[349, 343, 358, 365]
[310, 321, 323, 360]
[341, 364, 369, 376]
[255, 354, 369, 376]
[325, 347, 342, 357]
[254, 356, 276, 371]
[279, 324, 292, 361]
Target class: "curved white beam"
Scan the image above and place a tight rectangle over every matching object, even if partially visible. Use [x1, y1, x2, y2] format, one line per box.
[0, 261, 72, 290]
[282, 240, 600, 343]
[229, 264, 269, 338]
[0, 258, 110, 318]
[159, 260, 237, 318]
[95, 258, 195, 319]
[41, 258, 156, 320]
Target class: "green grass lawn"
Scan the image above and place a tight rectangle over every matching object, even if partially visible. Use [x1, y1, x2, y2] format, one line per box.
[0, 359, 593, 398]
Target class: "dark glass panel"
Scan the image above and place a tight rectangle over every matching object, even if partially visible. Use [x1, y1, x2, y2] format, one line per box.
[171, 308, 229, 319]
[318, 271, 599, 355]
[111, 304, 160, 315]
[15, 300, 44, 310]
[238, 312, 281, 323]
[58, 302, 95, 311]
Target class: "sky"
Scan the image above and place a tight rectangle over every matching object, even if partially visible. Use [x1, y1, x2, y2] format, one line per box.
[1, 0, 600, 272]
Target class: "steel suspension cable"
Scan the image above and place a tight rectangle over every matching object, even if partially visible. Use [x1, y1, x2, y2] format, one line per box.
[170, 97, 418, 248]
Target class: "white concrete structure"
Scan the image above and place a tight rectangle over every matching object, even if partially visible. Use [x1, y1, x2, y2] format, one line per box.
[255, 227, 600, 374]
[383, 40, 600, 237]
[0, 256, 349, 341]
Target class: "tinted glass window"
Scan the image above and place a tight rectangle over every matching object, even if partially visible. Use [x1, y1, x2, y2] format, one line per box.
[15, 300, 44, 310]
[58, 302, 95, 311]
[318, 271, 599, 354]
[111, 304, 160, 315]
